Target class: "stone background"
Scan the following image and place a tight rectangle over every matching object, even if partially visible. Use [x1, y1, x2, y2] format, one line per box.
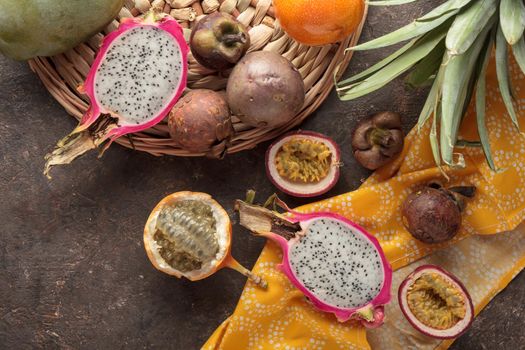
[1, 2, 523, 349]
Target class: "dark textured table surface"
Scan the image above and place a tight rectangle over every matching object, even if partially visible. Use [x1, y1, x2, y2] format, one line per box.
[1, 3, 524, 349]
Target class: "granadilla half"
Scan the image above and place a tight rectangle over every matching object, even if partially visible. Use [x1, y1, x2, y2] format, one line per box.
[398, 265, 474, 339]
[266, 131, 341, 197]
[144, 191, 266, 288]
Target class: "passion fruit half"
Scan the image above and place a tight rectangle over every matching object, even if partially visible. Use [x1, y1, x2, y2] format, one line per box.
[265, 131, 341, 197]
[144, 191, 266, 287]
[398, 265, 474, 339]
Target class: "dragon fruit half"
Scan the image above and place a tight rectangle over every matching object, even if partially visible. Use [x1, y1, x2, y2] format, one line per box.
[236, 198, 392, 327]
[44, 11, 188, 177]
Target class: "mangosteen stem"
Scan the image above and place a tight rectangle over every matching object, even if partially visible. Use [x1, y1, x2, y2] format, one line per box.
[448, 186, 476, 198]
[368, 128, 393, 147]
[245, 189, 256, 204]
[222, 33, 247, 46]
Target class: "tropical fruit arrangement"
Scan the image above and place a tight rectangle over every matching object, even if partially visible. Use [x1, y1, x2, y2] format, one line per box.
[42, 8, 312, 177]
[144, 188, 477, 337]
[22, 0, 367, 170]
[1, 0, 523, 347]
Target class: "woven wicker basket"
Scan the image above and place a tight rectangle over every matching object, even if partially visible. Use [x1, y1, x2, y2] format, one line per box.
[29, 0, 367, 158]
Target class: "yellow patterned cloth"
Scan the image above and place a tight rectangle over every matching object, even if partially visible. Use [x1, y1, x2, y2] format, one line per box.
[202, 56, 525, 349]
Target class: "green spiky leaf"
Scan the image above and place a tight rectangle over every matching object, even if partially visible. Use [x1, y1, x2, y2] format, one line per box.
[440, 24, 492, 166]
[495, 25, 520, 130]
[417, 67, 444, 131]
[351, 0, 472, 51]
[430, 103, 444, 172]
[367, 0, 418, 5]
[500, 0, 525, 45]
[338, 39, 417, 86]
[337, 27, 447, 100]
[445, 0, 497, 55]
[476, 31, 498, 171]
[512, 37, 525, 74]
[406, 39, 446, 87]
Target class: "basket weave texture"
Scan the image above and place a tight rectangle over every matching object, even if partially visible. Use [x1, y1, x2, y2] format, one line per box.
[29, 0, 367, 158]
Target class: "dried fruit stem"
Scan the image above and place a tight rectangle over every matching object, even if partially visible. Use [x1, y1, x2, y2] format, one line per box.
[356, 305, 374, 322]
[226, 257, 268, 289]
[448, 186, 476, 198]
[222, 33, 247, 46]
[235, 200, 300, 240]
[44, 116, 117, 178]
[245, 189, 256, 204]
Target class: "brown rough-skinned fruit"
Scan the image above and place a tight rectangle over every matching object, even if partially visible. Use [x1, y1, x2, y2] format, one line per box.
[168, 89, 233, 153]
[402, 187, 462, 243]
[352, 112, 404, 170]
[190, 13, 250, 71]
[226, 51, 305, 128]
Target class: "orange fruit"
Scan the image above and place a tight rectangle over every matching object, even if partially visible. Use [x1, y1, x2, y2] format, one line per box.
[273, 0, 365, 46]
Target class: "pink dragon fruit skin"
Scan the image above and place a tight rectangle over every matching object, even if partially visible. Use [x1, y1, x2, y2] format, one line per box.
[76, 14, 188, 140]
[44, 12, 188, 177]
[237, 200, 392, 327]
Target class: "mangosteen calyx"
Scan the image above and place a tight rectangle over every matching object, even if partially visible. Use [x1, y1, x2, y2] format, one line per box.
[445, 185, 476, 212]
[352, 111, 404, 170]
[448, 186, 476, 198]
[190, 13, 250, 71]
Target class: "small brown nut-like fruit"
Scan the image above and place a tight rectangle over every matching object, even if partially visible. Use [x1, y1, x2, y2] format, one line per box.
[402, 187, 461, 243]
[168, 89, 233, 153]
[190, 12, 250, 71]
[352, 111, 404, 170]
[401, 184, 475, 244]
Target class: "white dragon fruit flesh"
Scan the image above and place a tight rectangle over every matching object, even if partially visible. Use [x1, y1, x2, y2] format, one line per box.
[236, 199, 392, 327]
[44, 12, 188, 177]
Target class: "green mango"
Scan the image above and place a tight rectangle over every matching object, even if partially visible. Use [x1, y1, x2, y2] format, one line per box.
[0, 0, 124, 60]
